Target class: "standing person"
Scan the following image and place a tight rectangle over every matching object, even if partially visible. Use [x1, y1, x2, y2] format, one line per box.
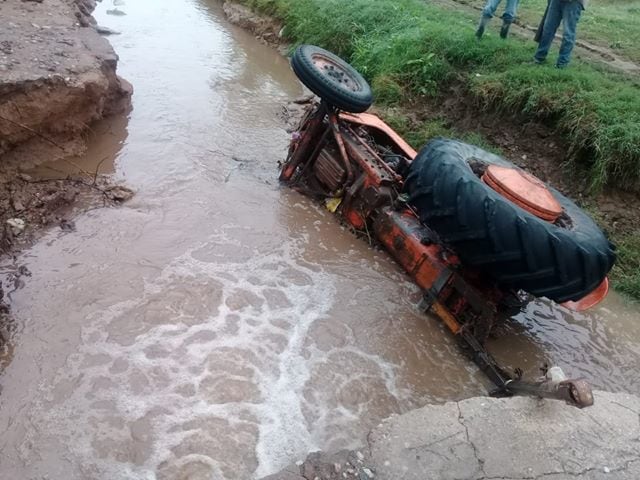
[476, 0, 520, 39]
[534, 0, 586, 68]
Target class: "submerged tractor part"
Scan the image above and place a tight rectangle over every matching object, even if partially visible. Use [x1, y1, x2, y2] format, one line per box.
[280, 44, 609, 408]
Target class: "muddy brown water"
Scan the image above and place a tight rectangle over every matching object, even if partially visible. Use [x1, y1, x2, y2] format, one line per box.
[1, 1, 640, 478]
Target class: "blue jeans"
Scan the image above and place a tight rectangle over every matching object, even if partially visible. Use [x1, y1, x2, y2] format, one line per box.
[482, 0, 519, 22]
[534, 0, 583, 66]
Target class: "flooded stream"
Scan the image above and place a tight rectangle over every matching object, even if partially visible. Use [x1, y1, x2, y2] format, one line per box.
[1, 0, 639, 478]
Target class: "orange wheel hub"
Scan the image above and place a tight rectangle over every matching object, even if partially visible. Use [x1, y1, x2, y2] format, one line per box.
[482, 165, 562, 222]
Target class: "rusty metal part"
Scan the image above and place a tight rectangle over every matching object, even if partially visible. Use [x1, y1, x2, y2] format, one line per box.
[289, 126, 333, 195]
[482, 165, 562, 222]
[341, 132, 392, 188]
[328, 109, 354, 186]
[344, 125, 403, 184]
[461, 330, 594, 408]
[460, 329, 512, 390]
[506, 376, 594, 409]
[314, 144, 346, 192]
[339, 112, 417, 160]
[280, 104, 327, 182]
[311, 53, 363, 93]
[562, 277, 609, 312]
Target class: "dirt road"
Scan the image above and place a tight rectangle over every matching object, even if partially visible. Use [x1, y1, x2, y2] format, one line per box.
[0, 0, 639, 479]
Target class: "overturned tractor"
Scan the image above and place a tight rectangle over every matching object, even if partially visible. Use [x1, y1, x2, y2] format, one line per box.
[280, 45, 616, 408]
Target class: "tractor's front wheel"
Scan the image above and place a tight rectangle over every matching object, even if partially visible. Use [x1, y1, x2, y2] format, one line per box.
[290, 45, 373, 113]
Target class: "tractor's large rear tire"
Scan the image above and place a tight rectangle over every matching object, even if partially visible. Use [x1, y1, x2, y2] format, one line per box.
[404, 138, 616, 303]
[291, 45, 373, 113]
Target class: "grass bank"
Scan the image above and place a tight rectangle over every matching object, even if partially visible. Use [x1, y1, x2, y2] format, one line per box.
[612, 234, 640, 299]
[236, 0, 640, 299]
[241, 0, 640, 192]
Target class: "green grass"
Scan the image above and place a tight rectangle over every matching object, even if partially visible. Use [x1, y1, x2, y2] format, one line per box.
[380, 109, 502, 154]
[240, 0, 640, 192]
[611, 233, 640, 300]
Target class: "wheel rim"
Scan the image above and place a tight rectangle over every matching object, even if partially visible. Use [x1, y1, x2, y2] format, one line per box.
[482, 165, 563, 223]
[311, 53, 363, 93]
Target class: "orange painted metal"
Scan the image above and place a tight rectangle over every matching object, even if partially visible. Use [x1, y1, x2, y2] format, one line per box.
[372, 208, 466, 336]
[339, 112, 417, 160]
[561, 277, 609, 312]
[344, 124, 404, 184]
[431, 301, 462, 334]
[342, 133, 385, 187]
[328, 111, 354, 185]
[373, 209, 449, 292]
[482, 165, 563, 222]
[280, 107, 326, 182]
[342, 207, 366, 230]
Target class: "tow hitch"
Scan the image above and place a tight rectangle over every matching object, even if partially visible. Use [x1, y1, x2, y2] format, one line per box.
[459, 329, 593, 408]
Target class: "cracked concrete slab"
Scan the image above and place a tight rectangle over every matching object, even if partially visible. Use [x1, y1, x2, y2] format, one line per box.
[369, 401, 482, 479]
[262, 391, 640, 480]
[459, 391, 640, 479]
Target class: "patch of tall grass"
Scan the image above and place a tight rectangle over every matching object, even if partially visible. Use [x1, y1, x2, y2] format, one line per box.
[612, 234, 640, 300]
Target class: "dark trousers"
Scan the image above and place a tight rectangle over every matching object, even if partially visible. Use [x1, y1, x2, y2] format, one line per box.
[534, 0, 583, 66]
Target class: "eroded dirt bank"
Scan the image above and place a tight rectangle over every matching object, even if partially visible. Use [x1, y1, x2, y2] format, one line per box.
[0, 0, 132, 361]
[0, 0, 132, 257]
[0, 0, 132, 161]
[0, 0, 132, 240]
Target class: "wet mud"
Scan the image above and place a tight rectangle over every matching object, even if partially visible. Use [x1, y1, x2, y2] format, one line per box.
[0, 0, 639, 479]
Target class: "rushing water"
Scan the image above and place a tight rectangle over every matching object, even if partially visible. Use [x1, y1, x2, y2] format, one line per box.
[1, 0, 639, 478]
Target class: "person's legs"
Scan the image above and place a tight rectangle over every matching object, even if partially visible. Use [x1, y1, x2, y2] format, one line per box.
[477, 0, 502, 38]
[534, 0, 563, 62]
[482, 0, 503, 18]
[502, 0, 519, 22]
[556, 1, 583, 67]
[499, 0, 519, 38]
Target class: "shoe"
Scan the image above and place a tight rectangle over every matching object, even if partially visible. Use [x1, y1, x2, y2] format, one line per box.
[532, 56, 545, 65]
[476, 16, 491, 39]
[555, 63, 568, 69]
[499, 22, 511, 39]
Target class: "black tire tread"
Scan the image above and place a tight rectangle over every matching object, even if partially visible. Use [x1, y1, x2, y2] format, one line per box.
[404, 138, 616, 303]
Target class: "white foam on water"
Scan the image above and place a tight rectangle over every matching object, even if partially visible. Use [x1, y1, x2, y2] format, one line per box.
[26, 226, 407, 479]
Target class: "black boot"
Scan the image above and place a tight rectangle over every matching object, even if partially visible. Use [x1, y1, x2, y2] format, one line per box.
[500, 20, 512, 39]
[476, 16, 491, 39]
